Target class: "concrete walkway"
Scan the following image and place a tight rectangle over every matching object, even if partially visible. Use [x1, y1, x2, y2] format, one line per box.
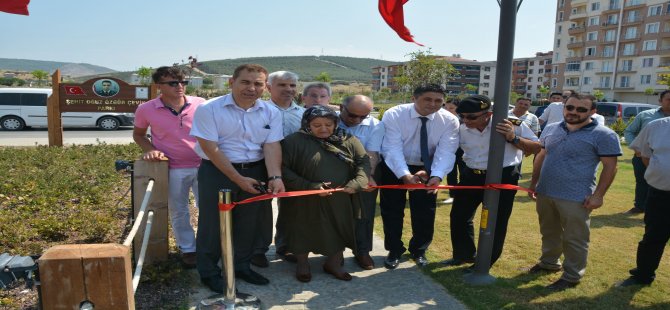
[187, 202, 466, 310]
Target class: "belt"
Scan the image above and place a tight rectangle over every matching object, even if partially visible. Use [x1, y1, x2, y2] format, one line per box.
[466, 165, 517, 175]
[231, 159, 264, 169]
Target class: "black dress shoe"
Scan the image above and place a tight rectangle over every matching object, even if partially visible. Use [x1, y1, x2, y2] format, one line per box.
[276, 250, 297, 263]
[616, 276, 652, 287]
[250, 254, 269, 268]
[522, 263, 562, 274]
[546, 279, 578, 291]
[236, 269, 269, 285]
[440, 257, 475, 266]
[384, 253, 400, 270]
[201, 275, 224, 293]
[413, 254, 428, 267]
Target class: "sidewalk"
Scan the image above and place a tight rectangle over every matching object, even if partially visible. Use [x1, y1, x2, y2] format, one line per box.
[186, 201, 466, 309]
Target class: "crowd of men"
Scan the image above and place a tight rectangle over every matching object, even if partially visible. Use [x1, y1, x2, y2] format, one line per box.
[132, 64, 670, 294]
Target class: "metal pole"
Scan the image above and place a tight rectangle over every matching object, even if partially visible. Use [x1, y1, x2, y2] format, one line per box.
[198, 189, 261, 310]
[464, 0, 518, 285]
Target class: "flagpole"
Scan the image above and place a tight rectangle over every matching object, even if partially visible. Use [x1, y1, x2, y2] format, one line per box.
[464, 0, 518, 285]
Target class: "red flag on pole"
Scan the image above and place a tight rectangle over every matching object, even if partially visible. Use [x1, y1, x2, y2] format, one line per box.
[378, 0, 423, 46]
[0, 0, 30, 16]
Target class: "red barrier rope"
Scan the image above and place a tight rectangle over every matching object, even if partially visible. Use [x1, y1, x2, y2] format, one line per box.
[218, 184, 533, 210]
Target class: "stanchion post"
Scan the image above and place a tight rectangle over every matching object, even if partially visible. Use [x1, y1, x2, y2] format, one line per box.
[198, 189, 260, 310]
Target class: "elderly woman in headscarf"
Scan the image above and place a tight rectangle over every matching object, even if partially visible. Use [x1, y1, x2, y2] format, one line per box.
[279, 105, 370, 282]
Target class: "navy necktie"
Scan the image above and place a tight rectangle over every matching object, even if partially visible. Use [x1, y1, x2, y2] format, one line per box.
[419, 117, 431, 173]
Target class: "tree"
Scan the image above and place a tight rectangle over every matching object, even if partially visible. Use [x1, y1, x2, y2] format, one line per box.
[31, 70, 49, 86]
[644, 87, 656, 104]
[592, 90, 605, 102]
[464, 84, 478, 94]
[538, 85, 550, 99]
[315, 71, 332, 83]
[394, 49, 458, 94]
[658, 68, 670, 88]
[137, 66, 152, 85]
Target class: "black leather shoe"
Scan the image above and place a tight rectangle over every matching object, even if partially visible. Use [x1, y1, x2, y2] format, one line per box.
[250, 254, 269, 268]
[384, 253, 400, 270]
[201, 275, 224, 293]
[236, 269, 269, 285]
[413, 254, 428, 267]
[276, 250, 298, 263]
[440, 257, 475, 266]
[522, 263, 561, 274]
[616, 276, 652, 287]
[546, 279, 578, 291]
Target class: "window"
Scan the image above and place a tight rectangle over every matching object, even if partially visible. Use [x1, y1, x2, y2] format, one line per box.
[624, 27, 637, 39]
[586, 47, 597, 56]
[484, 74, 490, 80]
[554, 52, 560, 62]
[583, 77, 592, 85]
[642, 58, 654, 67]
[626, 0, 641, 6]
[484, 66, 491, 71]
[481, 83, 490, 87]
[528, 77, 533, 82]
[552, 78, 558, 88]
[591, 2, 600, 11]
[539, 68, 544, 74]
[538, 77, 543, 82]
[553, 65, 559, 74]
[603, 45, 615, 57]
[556, 39, 561, 48]
[646, 23, 660, 34]
[620, 76, 630, 87]
[557, 25, 562, 34]
[605, 30, 617, 42]
[566, 77, 580, 86]
[643, 40, 657, 51]
[587, 32, 598, 41]
[529, 69, 534, 74]
[600, 76, 611, 87]
[559, 0, 564, 8]
[566, 62, 581, 71]
[527, 85, 532, 90]
[607, 14, 618, 25]
[627, 10, 639, 23]
[529, 61, 534, 66]
[602, 61, 613, 72]
[589, 16, 600, 26]
[648, 5, 662, 16]
[621, 59, 633, 71]
[609, 0, 620, 10]
[585, 62, 595, 70]
[558, 11, 564, 22]
[381, 68, 386, 72]
[622, 43, 636, 55]
[640, 75, 652, 84]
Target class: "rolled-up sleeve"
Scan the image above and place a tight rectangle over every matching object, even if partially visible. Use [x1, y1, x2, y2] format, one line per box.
[429, 115, 459, 178]
[381, 109, 410, 178]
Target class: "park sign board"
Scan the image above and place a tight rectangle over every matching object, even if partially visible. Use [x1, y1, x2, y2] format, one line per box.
[59, 77, 150, 113]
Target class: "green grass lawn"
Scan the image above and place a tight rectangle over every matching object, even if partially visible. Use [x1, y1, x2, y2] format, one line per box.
[375, 147, 670, 309]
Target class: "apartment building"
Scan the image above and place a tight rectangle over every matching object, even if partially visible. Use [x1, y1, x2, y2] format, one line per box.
[553, 0, 670, 102]
[512, 52, 555, 99]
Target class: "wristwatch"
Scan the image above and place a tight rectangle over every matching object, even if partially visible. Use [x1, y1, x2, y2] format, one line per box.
[268, 175, 282, 181]
[507, 135, 520, 145]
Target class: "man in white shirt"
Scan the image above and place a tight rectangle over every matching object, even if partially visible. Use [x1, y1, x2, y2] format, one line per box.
[509, 97, 540, 136]
[539, 91, 569, 127]
[379, 84, 460, 269]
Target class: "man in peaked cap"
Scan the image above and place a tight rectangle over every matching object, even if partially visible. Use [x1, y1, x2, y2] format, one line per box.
[442, 95, 541, 269]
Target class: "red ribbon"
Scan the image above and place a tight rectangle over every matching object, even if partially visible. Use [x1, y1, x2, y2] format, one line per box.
[218, 184, 532, 211]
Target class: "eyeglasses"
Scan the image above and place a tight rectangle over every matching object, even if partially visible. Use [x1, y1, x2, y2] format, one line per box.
[342, 105, 369, 120]
[564, 105, 590, 113]
[459, 112, 488, 120]
[158, 80, 189, 87]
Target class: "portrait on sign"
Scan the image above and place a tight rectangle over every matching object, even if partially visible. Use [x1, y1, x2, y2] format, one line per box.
[93, 79, 119, 97]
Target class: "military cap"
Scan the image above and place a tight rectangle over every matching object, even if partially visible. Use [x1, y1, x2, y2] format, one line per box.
[455, 94, 492, 114]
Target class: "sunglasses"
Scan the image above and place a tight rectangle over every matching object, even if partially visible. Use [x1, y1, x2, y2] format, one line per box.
[564, 105, 590, 113]
[342, 105, 369, 120]
[158, 80, 189, 87]
[459, 112, 488, 120]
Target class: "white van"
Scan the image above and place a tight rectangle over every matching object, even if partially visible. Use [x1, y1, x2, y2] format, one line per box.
[0, 88, 134, 131]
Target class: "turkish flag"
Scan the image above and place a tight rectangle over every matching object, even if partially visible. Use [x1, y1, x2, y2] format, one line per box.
[64, 86, 85, 95]
[0, 0, 30, 16]
[378, 0, 423, 46]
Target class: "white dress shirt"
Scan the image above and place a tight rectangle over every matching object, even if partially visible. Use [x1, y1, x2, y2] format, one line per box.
[381, 103, 460, 179]
[539, 102, 565, 125]
[338, 115, 385, 152]
[191, 94, 284, 163]
[459, 119, 539, 170]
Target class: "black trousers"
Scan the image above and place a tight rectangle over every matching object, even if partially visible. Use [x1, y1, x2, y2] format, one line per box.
[196, 160, 272, 279]
[379, 161, 436, 257]
[633, 186, 670, 283]
[449, 165, 520, 266]
[446, 148, 465, 197]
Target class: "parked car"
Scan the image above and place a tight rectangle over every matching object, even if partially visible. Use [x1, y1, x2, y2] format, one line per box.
[595, 102, 658, 125]
[0, 88, 134, 131]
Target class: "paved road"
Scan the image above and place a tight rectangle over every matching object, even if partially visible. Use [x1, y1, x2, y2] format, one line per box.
[0, 127, 135, 146]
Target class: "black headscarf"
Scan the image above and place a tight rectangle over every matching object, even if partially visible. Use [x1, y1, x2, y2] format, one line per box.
[299, 106, 354, 166]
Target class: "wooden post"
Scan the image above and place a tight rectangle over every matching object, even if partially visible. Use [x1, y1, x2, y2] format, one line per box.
[47, 69, 63, 147]
[149, 83, 159, 100]
[132, 160, 169, 263]
[39, 244, 134, 310]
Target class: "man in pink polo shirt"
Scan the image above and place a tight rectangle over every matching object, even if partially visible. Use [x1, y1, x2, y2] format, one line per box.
[133, 66, 206, 268]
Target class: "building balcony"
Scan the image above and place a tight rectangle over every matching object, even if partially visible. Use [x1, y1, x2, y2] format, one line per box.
[568, 26, 586, 35]
[661, 29, 670, 38]
[571, 0, 588, 5]
[599, 52, 616, 58]
[622, 17, 643, 25]
[566, 55, 584, 62]
[564, 70, 582, 76]
[623, 2, 644, 10]
[594, 84, 611, 89]
[601, 21, 619, 28]
[618, 66, 637, 73]
[596, 70, 615, 75]
[659, 46, 670, 55]
[615, 83, 635, 89]
[620, 49, 638, 57]
[570, 11, 588, 20]
[602, 5, 621, 13]
[567, 41, 584, 49]
[620, 34, 641, 42]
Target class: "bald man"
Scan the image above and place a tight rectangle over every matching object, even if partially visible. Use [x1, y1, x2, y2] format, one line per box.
[338, 95, 385, 270]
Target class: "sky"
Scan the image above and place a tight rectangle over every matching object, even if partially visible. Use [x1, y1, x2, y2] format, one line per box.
[0, 0, 557, 72]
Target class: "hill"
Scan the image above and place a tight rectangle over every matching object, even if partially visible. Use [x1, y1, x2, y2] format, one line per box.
[0, 58, 116, 77]
[199, 55, 398, 82]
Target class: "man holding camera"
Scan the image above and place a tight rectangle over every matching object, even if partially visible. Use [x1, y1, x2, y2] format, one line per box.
[443, 95, 540, 268]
